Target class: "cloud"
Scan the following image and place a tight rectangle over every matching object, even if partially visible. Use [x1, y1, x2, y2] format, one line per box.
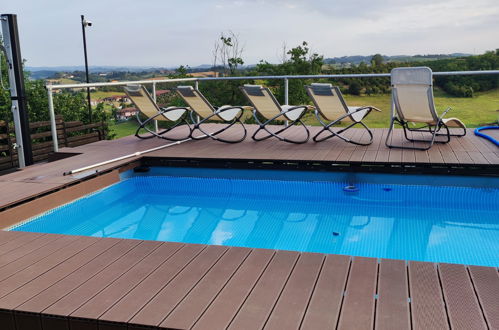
[2, 0, 498, 66]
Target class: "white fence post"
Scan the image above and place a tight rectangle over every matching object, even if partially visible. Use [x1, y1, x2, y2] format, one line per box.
[152, 82, 159, 133]
[47, 88, 59, 152]
[284, 78, 289, 126]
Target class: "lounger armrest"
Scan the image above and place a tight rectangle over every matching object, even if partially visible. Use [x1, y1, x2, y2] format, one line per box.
[214, 105, 245, 113]
[159, 106, 189, 112]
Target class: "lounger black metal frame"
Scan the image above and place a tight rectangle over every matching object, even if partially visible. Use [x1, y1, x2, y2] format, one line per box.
[386, 108, 466, 151]
[240, 85, 310, 144]
[134, 107, 191, 141]
[124, 85, 191, 142]
[177, 86, 247, 144]
[306, 84, 380, 145]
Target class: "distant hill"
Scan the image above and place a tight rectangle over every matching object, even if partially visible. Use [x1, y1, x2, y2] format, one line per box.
[324, 53, 472, 65]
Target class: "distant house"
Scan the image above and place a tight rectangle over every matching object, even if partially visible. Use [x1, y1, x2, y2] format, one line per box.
[155, 90, 171, 97]
[116, 107, 139, 121]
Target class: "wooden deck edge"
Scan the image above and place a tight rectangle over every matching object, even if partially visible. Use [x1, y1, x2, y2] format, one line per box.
[0, 170, 121, 230]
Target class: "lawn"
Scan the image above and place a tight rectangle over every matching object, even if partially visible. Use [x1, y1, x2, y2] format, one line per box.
[91, 91, 126, 101]
[108, 88, 499, 139]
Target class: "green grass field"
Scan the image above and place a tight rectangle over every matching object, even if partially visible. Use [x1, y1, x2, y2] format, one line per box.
[91, 91, 126, 101]
[109, 88, 499, 139]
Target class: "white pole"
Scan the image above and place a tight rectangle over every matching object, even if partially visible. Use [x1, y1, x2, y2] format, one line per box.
[284, 78, 289, 126]
[152, 82, 158, 133]
[47, 88, 59, 152]
[195, 80, 200, 123]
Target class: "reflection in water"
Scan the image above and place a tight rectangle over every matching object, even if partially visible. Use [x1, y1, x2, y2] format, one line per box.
[12, 176, 499, 267]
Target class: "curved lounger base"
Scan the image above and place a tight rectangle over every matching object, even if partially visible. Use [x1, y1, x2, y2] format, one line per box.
[312, 108, 374, 145]
[251, 108, 310, 144]
[385, 117, 466, 150]
[189, 107, 247, 144]
[135, 108, 191, 142]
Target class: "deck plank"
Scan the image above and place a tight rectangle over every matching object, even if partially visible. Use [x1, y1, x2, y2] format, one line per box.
[0, 236, 96, 298]
[408, 261, 449, 330]
[68, 242, 183, 328]
[128, 245, 229, 327]
[439, 263, 487, 330]
[159, 247, 251, 330]
[337, 257, 378, 330]
[191, 249, 275, 330]
[96, 244, 206, 325]
[15, 239, 140, 313]
[467, 265, 499, 330]
[375, 259, 410, 330]
[300, 254, 350, 329]
[264, 253, 324, 330]
[228, 250, 299, 330]
[0, 237, 117, 309]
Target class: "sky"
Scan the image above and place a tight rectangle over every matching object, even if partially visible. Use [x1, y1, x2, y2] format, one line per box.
[2, 0, 499, 67]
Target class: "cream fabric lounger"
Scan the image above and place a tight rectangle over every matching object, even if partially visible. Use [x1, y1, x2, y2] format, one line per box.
[386, 66, 466, 150]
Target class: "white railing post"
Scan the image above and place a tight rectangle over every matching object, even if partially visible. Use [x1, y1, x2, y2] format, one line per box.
[284, 77, 289, 126]
[152, 82, 158, 133]
[195, 80, 200, 123]
[47, 88, 59, 152]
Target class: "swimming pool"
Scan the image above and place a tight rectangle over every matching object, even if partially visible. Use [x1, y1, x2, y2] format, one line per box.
[10, 167, 499, 267]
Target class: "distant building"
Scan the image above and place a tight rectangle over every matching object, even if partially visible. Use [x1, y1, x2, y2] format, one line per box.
[116, 107, 139, 121]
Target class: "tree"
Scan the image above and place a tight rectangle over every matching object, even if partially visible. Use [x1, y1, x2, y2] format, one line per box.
[212, 31, 245, 76]
[371, 54, 384, 66]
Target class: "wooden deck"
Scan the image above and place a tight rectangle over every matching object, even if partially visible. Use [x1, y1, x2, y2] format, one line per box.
[0, 125, 498, 329]
[0, 230, 497, 330]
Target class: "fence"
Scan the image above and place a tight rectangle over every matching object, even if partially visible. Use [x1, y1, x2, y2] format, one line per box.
[45, 70, 499, 152]
[0, 115, 107, 171]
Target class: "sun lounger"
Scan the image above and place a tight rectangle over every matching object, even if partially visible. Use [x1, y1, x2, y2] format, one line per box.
[124, 84, 190, 141]
[240, 84, 310, 144]
[386, 67, 466, 150]
[176, 86, 247, 143]
[305, 83, 380, 144]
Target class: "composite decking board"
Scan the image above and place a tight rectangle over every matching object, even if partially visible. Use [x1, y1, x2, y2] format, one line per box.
[97, 244, 206, 324]
[467, 151, 489, 164]
[264, 252, 324, 330]
[129, 245, 229, 327]
[68, 242, 184, 325]
[408, 261, 449, 330]
[42, 240, 163, 317]
[0, 232, 43, 255]
[0, 237, 119, 309]
[375, 259, 410, 330]
[300, 254, 351, 330]
[0, 236, 96, 297]
[159, 247, 251, 330]
[191, 249, 275, 330]
[0, 234, 61, 269]
[227, 250, 300, 330]
[0, 235, 79, 282]
[468, 265, 499, 329]
[15, 239, 141, 314]
[337, 257, 378, 330]
[438, 263, 488, 330]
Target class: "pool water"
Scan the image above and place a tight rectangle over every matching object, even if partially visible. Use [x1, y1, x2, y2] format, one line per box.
[11, 170, 499, 267]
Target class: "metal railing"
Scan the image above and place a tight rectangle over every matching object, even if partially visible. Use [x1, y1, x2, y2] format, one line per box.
[45, 70, 499, 152]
